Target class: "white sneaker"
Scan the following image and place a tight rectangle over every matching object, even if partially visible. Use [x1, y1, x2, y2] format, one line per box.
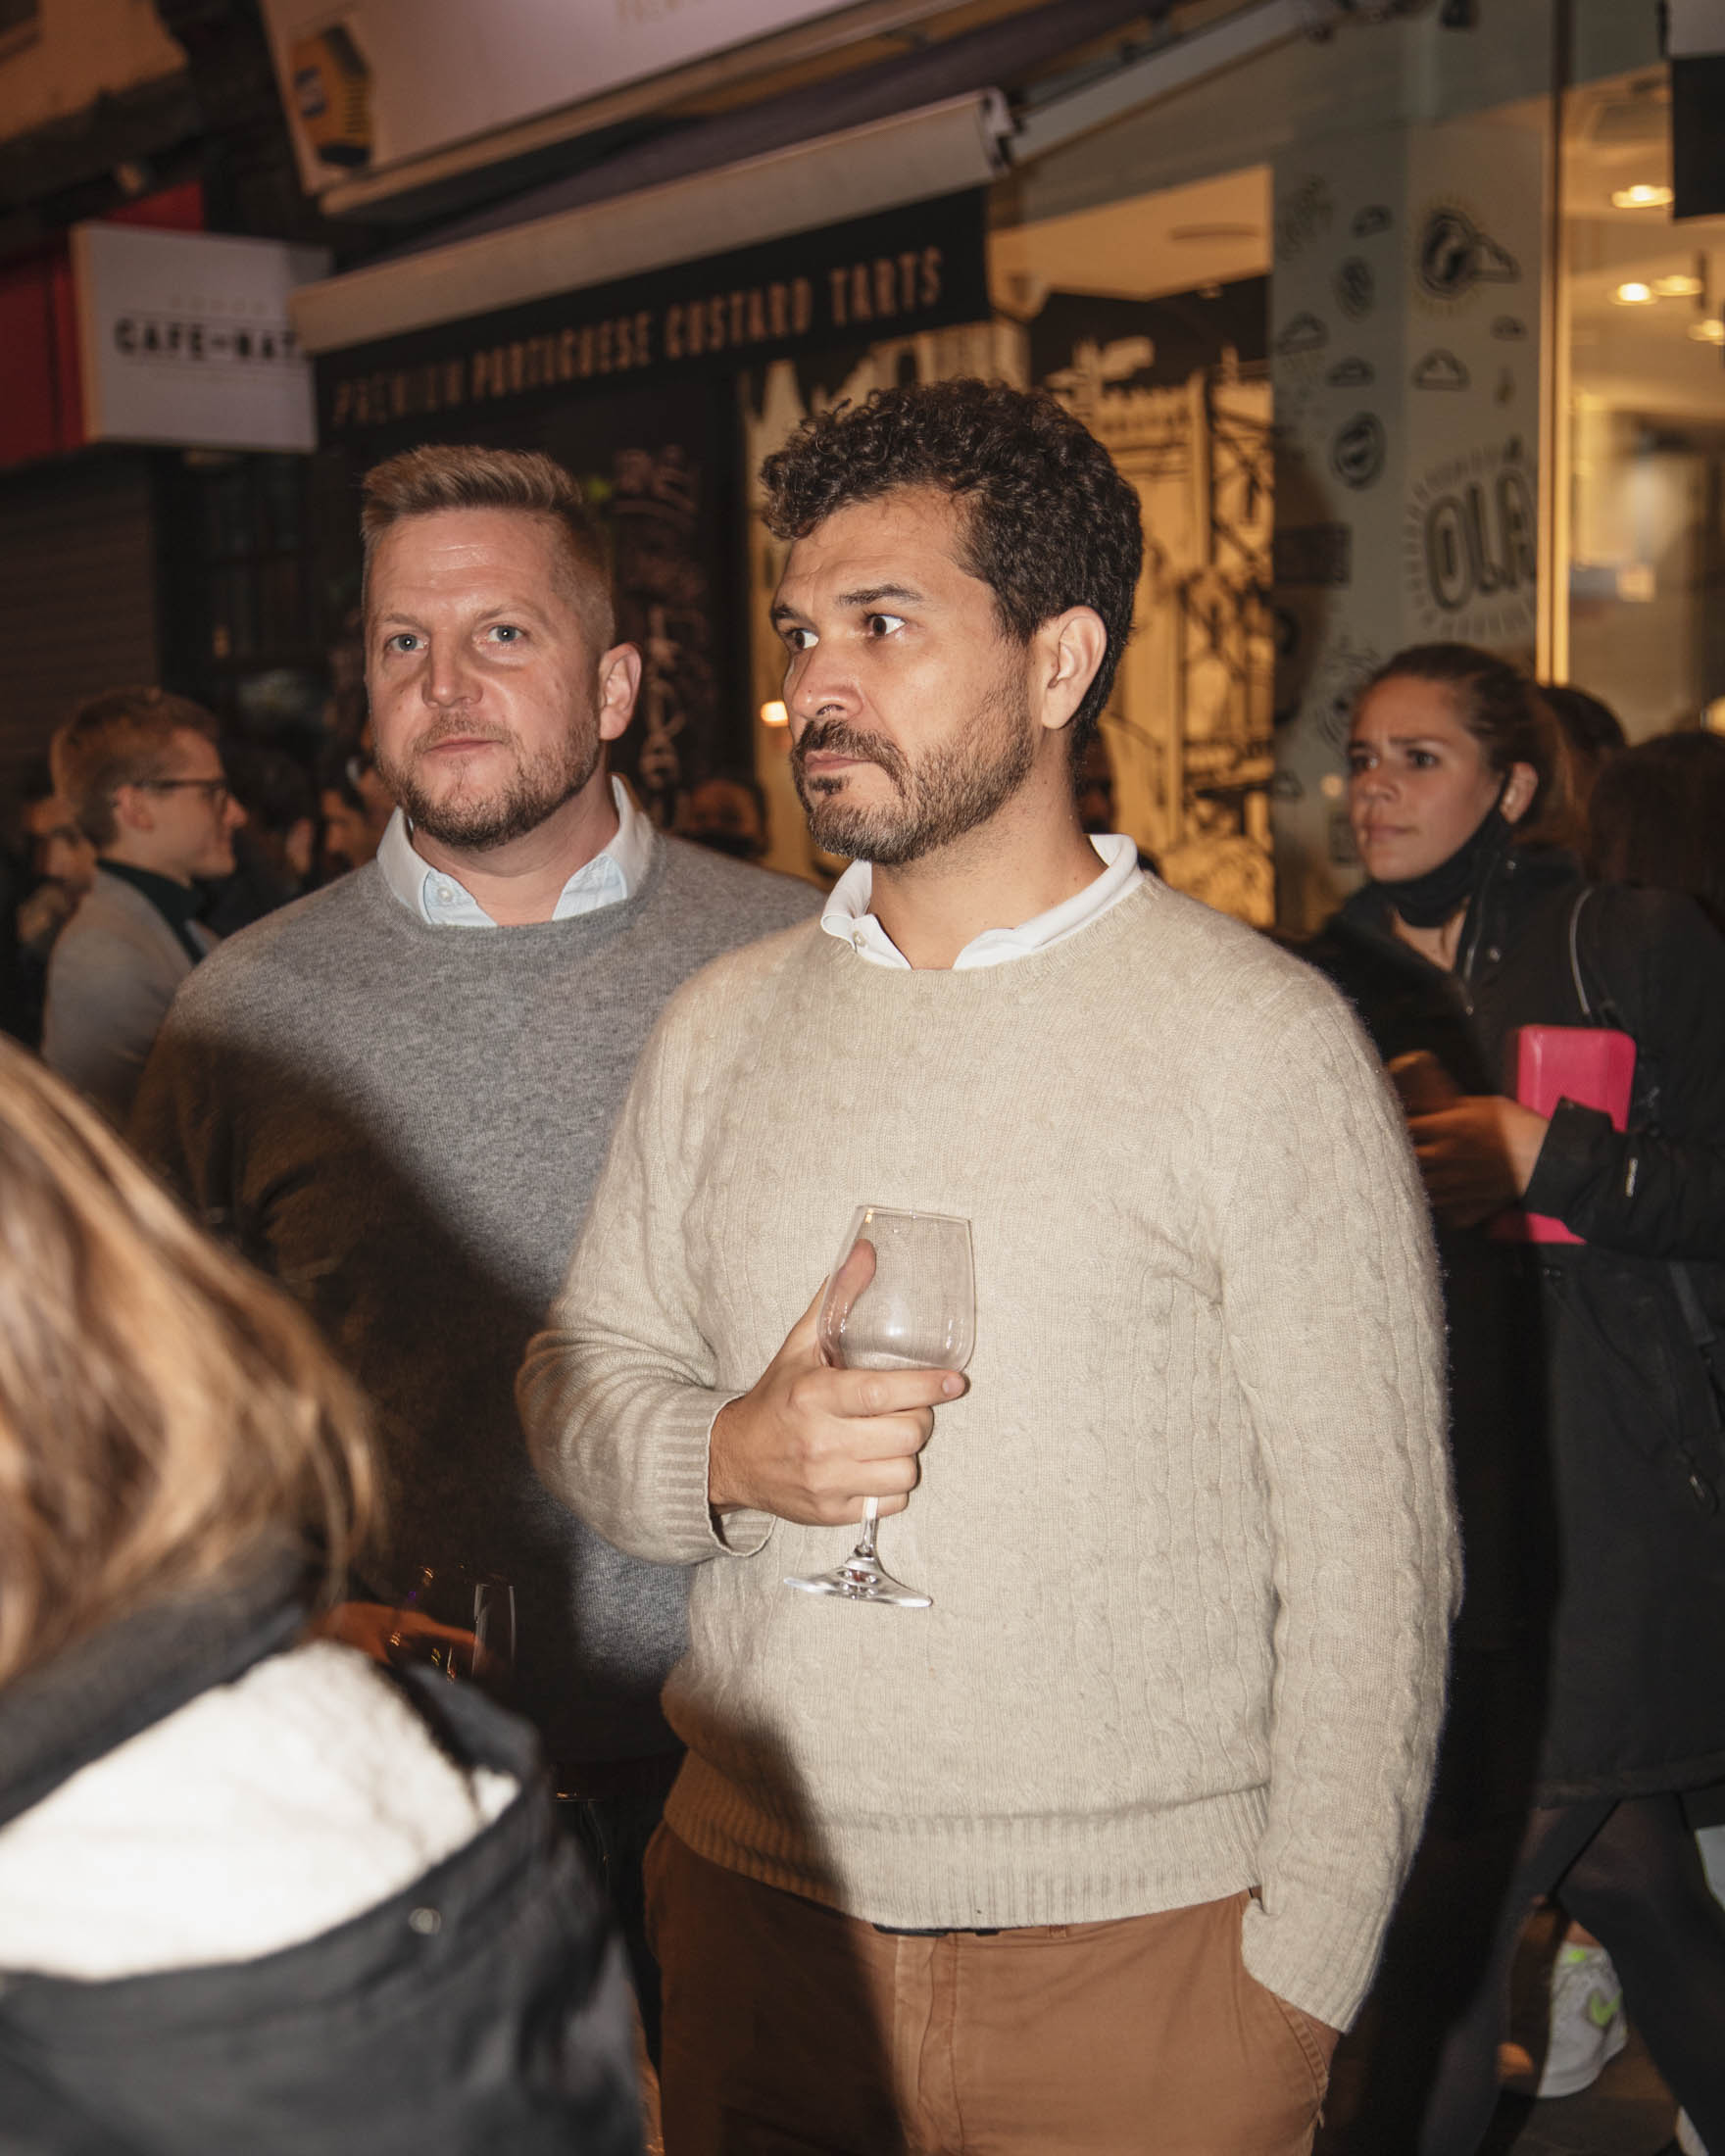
[1534, 1942, 1628, 2098]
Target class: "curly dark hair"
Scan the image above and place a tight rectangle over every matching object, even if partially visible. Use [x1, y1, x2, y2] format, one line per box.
[760, 379, 1143, 756]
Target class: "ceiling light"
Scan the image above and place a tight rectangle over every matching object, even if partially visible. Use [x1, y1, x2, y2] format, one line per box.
[1653, 273, 1703, 297]
[1613, 281, 1656, 305]
[1611, 183, 1674, 209]
[1688, 319, 1725, 344]
[759, 700, 788, 728]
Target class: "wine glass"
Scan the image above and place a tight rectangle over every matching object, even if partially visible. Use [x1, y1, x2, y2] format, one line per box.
[783, 1204, 974, 1609]
[386, 1563, 517, 1690]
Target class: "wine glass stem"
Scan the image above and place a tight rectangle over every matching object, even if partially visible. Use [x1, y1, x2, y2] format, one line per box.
[855, 1495, 881, 1563]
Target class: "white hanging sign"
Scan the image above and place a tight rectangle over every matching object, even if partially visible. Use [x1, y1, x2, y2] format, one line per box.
[73, 223, 330, 453]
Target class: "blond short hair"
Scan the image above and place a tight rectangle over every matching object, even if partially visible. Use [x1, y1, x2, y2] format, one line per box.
[0, 1043, 376, 1690]
[361, 443, 615, 647]
[52, 687, 221, 851]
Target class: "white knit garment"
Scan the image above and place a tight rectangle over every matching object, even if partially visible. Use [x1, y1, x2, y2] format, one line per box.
[0, 1642, 517, 1979]
[524, 881, 1459, 2032]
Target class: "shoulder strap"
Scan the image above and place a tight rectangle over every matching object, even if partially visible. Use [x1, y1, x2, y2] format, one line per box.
[1566, 888, 1595, 1019]
[1565, 885, 1633, 1032]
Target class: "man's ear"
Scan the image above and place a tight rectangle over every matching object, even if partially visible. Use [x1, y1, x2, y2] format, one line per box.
[1032, 609, 1109, 736]
[596, 643, 644, 744]
[110, 784, 154, 837]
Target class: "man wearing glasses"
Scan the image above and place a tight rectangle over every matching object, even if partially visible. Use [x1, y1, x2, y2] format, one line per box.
[44, 686, 242, 1121]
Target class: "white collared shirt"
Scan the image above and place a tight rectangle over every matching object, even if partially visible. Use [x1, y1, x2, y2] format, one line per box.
[375, 778, 654, 927]
[820, 832, 1145, 970]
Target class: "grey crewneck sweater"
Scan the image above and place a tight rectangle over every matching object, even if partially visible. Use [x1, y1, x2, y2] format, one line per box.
[132, 835, 818, 1765]
[523, 881, 1457, 2028]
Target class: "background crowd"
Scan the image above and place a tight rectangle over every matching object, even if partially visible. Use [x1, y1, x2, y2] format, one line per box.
[0, 399, 1722, 2156]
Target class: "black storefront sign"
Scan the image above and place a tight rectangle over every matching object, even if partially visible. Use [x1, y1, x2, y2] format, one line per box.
[318, 188, 989, 444]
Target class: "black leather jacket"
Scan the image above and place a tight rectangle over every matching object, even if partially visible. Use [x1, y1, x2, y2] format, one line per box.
[0, 1559, 643, 2154]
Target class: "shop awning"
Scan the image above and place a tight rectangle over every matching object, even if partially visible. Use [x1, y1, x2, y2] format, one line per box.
[291, 0, 1327, 359]
[291, 91, 1009, 356]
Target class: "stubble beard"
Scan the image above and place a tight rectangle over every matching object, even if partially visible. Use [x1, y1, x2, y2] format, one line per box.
[378, 720, 602, 852]
[793, 679, 1038, 867]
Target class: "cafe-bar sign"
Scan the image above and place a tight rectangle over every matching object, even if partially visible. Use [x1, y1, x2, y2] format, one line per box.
[319, 190, 989, 444]
[74, 223, 330, 453]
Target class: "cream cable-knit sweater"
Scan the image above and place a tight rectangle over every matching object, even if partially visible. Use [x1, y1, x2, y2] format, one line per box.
[522, 881, 1457, 2030]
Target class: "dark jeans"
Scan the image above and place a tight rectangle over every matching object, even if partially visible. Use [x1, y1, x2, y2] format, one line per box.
[558, 1764, 680, 2069]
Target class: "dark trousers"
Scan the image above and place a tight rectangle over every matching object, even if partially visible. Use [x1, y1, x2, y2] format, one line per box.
[558, 1757, 681, 2069]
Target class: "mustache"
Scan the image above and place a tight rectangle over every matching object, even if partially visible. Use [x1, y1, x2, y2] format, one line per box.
[406, 717, 516, 757]
[791, 720, 907, 787]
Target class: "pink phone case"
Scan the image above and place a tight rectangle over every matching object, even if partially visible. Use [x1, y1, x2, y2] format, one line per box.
[1491, 1024, 1637, 1245]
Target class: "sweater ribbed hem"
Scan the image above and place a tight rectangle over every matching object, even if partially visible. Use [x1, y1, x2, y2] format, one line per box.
[667, 1755, 1379, 2026]
[665, 1750, 1270, 1933]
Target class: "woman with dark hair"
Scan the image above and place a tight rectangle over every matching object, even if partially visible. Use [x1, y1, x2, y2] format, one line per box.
[0, 1042, 640, 2153]
[1305, 644, 1725, 2156]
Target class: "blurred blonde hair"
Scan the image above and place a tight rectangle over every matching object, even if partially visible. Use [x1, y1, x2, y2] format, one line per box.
[0, 1042, 375, 1690]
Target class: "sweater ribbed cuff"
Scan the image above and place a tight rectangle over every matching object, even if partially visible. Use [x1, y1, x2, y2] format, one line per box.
[1239, 1882, 1386, 2034]
[650, 1390, 773, 1562]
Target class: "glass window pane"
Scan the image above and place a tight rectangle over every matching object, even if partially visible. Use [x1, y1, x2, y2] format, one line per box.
[1564, 68, 1725, 736]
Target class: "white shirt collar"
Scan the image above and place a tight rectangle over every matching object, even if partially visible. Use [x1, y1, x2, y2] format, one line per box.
[376, 778, 654, 928]
[819, 833, 1145, 970]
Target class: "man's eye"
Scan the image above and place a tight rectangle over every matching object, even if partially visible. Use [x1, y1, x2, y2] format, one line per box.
[1346, 753, 1369, 774]
[1408, 750, 1437, 769]
[864, 613, 906, 637]
[488, 624, 523, 644]
[384, 633, 419, 655]
[783, 626, 816, 652]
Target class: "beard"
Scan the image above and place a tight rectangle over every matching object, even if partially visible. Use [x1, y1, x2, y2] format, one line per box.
[377, 716, 601, 852]
[791, 681, 1037, 866]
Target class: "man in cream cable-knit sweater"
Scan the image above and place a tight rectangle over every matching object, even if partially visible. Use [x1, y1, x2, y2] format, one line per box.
[522, 381, 1457, 2155]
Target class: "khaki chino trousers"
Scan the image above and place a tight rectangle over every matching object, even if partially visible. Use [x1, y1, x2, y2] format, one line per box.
[646, 1826, 1329, 2155]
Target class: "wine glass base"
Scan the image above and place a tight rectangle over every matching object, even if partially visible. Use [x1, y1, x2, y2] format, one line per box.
[783, 1555, 933, 1609]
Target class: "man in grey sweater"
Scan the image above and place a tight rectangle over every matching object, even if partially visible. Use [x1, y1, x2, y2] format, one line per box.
[132, 444, 816, 2047]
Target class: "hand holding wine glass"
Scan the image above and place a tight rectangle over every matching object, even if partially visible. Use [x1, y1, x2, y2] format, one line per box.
[708, 1256, 966, 1528]
[784, 1205, 974, 1609]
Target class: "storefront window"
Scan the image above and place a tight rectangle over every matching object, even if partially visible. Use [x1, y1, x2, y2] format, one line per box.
[1561, 67, 1725, 737]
